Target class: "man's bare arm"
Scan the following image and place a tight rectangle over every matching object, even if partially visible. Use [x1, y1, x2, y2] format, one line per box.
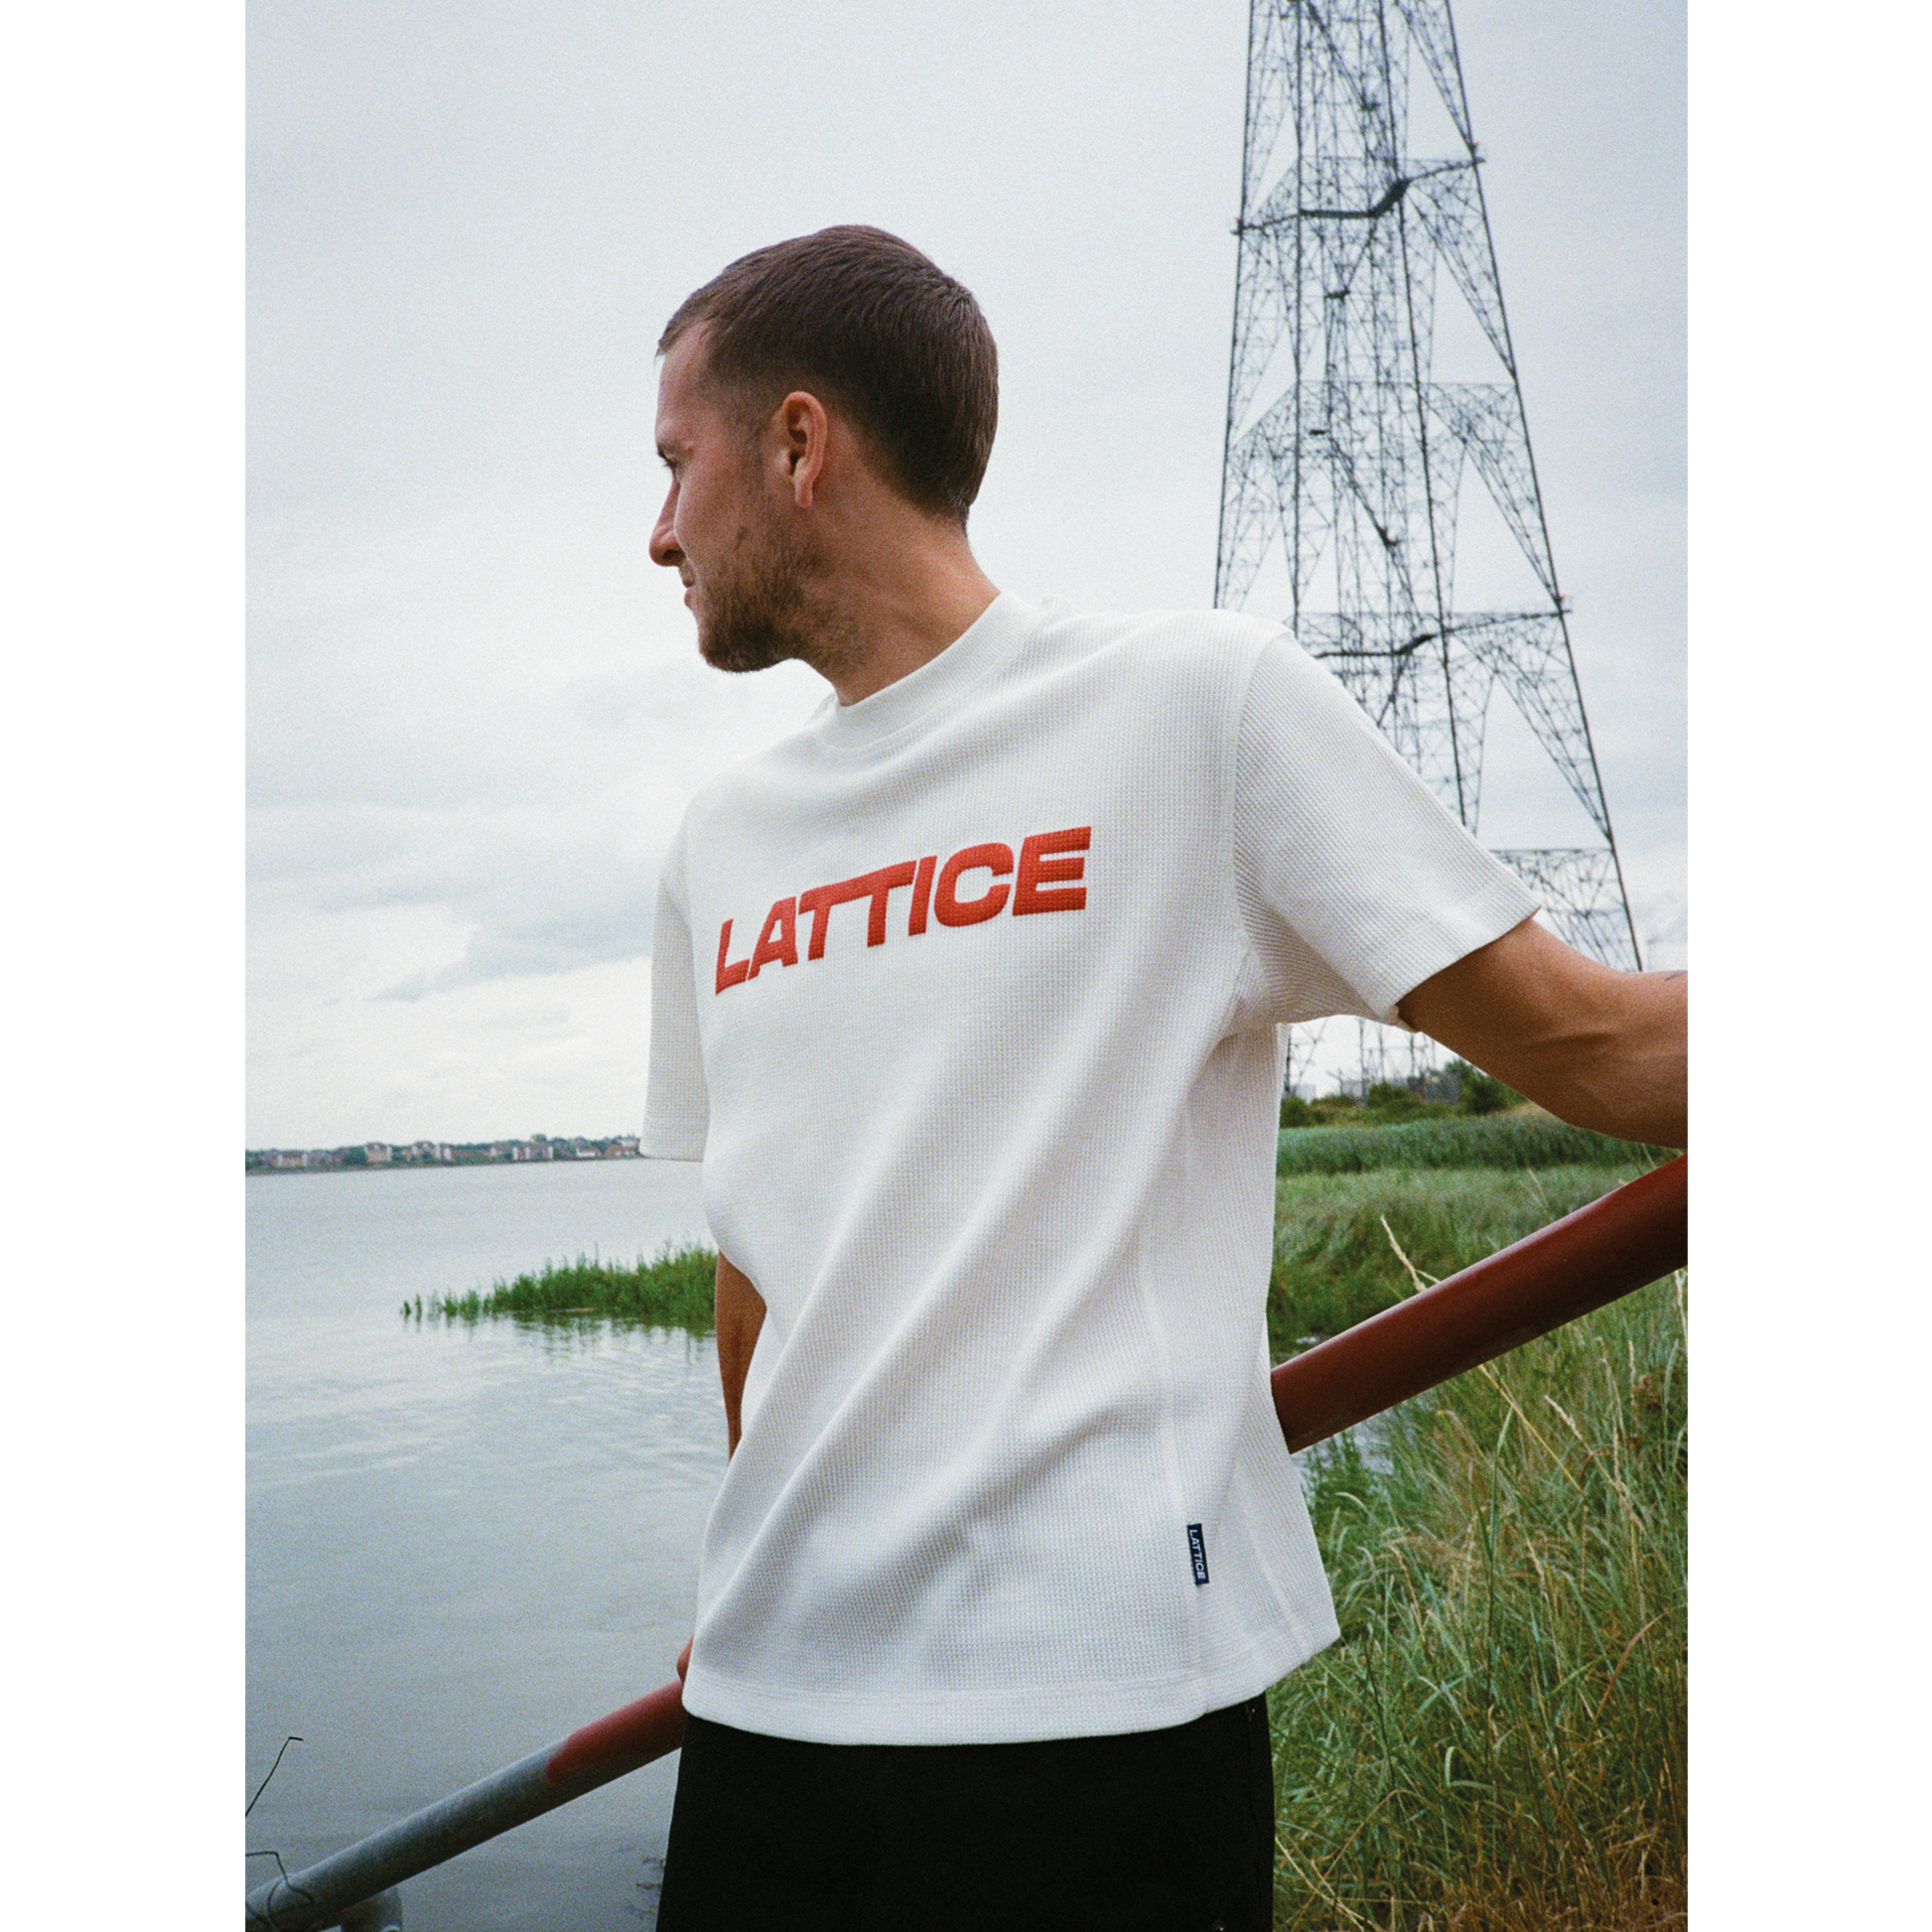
[1396, 916, 1686, 1149]
[716, 1252, 767, 1455]
[678, 1258, 764, 1683]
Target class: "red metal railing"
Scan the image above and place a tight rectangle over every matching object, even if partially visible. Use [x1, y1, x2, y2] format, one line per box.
[1271, 1154, 1688, 1450]
[245, 1155, 1687, 1932]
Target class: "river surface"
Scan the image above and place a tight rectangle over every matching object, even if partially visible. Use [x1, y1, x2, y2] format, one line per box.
[247, 1159, 719, 1931]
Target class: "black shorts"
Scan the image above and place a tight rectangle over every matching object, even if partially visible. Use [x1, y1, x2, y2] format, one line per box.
[655, 1693, 1276, 1931]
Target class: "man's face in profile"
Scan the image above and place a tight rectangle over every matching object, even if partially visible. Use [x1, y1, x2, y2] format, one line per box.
[650, 329, 811, 676]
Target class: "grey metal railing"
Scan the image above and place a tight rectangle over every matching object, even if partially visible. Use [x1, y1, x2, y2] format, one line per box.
[244, 1683, 686, 1930]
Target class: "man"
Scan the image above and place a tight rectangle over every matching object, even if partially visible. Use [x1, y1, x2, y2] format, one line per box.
[642, 226, 1685, 1930]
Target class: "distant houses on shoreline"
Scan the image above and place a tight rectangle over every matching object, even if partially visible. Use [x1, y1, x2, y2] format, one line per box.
[245, 1134, 643, 1173]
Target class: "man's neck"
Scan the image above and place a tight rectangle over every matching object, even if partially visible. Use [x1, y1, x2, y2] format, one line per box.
[804, 503, 1001, 708]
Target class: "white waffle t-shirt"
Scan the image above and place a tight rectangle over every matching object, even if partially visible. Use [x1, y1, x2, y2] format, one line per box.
[644, 594, 1536, 1744]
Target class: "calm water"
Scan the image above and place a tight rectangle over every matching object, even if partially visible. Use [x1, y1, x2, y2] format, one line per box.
[246, 1159, 721, 1930]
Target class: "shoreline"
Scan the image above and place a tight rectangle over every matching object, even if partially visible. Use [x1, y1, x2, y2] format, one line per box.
[246, 1140, 644, 1176]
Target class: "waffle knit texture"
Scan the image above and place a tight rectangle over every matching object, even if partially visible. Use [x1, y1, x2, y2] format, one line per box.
[645, 594, 1537, 1744]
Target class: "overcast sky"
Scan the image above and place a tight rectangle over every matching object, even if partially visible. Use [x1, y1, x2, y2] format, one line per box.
[247, 0, 1686, 1147]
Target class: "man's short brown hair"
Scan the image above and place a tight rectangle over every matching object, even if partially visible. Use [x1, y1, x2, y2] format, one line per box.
[658, 226, 998, 523]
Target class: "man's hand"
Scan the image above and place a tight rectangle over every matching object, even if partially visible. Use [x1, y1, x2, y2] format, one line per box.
[1396, 916, 1686, 1148]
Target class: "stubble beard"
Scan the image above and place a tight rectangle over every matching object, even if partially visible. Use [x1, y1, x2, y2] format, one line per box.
[696, 512, 847, 680]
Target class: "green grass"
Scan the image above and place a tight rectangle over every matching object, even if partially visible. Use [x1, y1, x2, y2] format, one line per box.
[1268, 1164, 1649, 1357]
[1269, 1269, 1686, 1931]
[1278, 1112, 1668, 1176]
[421, 1243, 717, 1332]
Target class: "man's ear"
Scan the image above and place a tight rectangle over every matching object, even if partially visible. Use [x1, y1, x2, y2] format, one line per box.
[774, 390, 829, 509]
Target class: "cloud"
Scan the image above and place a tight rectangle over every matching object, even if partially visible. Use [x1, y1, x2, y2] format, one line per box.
[251, 793, 658, 993]
[245, 0, 1685, 1143]
[375, 897, 658, 1001]
[247, 953, 657, 1147]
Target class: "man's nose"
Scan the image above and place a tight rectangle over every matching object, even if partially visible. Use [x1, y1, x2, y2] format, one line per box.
[648, 487, 682, 570]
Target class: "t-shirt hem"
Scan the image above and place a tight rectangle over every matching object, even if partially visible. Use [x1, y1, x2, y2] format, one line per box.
[680, 1612, 1342, 1745]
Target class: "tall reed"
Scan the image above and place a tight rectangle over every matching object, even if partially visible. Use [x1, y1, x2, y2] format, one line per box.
[424, 1243, 717, 1332]
[1278, 1114, 1668, 1177]
[1268, 1165, 1648, 1352]
[1270, 1270, 1687, 1930]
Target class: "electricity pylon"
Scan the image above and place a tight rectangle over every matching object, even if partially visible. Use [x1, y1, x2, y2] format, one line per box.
[1215, 0, 1640, 1090]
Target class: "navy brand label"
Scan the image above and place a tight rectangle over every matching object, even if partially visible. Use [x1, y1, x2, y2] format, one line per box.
[1186, 1522, 1210, 1587]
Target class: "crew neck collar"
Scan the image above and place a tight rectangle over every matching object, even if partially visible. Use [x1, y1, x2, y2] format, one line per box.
[811, 592, 1039, 754]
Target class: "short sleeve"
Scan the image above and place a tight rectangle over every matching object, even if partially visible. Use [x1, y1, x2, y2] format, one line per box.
[643, 819, 709, 1160]
[1233, 634, 1539, 1027]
